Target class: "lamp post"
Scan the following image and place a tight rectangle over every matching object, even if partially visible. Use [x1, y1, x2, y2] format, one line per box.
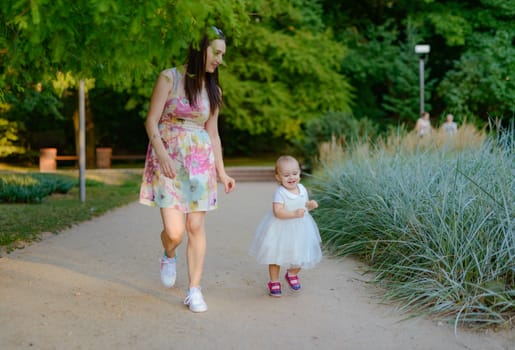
[414, 44, 430, 116]
[79, 79, 86, 202]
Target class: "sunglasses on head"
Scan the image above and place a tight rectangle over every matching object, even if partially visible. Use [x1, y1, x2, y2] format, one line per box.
[212, 26, 225, 39]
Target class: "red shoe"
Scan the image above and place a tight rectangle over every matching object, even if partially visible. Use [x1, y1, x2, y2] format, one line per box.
[267, 281, 282, 297]
[285, 272, 301, 291]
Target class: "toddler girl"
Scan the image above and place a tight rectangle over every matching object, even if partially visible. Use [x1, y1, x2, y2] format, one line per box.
[249, 155, 322, 297]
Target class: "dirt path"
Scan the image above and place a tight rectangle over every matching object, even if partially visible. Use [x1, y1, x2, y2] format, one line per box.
[0, 182, 513, 350]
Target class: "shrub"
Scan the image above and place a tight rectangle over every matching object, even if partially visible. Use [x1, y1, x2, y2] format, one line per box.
[0, 118, 26, 158]
[311, 124, 514, 329]
[0, 173, 76, 203]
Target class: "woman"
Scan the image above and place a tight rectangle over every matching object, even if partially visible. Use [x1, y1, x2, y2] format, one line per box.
[139, 26, 235, 313]
[415, 111, 431, 137]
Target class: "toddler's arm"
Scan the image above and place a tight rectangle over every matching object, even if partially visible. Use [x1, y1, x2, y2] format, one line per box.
[273, 202, 305, 219]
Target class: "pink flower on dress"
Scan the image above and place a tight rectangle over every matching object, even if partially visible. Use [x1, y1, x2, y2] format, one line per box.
[185, 145, 212, 175]
[174, 99, 194, 118]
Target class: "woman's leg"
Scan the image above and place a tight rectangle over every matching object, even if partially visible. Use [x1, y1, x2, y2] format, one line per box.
[185, 211, 207, 288]
[160, 208, 185, 257]
[159, 208, 185, 288]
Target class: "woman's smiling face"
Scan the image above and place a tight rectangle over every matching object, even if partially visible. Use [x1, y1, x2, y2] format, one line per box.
[205, 39, 226, 73]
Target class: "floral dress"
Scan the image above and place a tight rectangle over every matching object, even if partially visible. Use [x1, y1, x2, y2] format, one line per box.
[139, 68, 218, 212]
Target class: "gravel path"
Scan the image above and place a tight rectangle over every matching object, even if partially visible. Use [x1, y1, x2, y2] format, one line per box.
[0, 182, 512, 349]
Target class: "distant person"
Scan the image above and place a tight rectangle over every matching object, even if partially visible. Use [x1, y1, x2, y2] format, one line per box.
[441, 114, 458, 135]
[139, 26, 236, 313]
[415, 111, 432, 137]
[249, 155, 322, 297]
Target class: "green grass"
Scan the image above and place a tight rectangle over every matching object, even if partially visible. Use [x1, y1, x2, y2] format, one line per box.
[311, 126, 514, 330]
[0, 170, 141, 254]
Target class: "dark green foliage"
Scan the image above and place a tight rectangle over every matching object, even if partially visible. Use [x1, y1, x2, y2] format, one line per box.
[296, 111, 377, 168]
[89, 88, 148, 152]
[0, 173, 75, 203]
[321, 0, 514, 127]
[0, 0, 249, 90]
[222, 1, 353, 148]
[437, 30, 515, 121]
[0, 0, 250, 159]
[1, 0, 353, 160]
[1, 0, 514, 160]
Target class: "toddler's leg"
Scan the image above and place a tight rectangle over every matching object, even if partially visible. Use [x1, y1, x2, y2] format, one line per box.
[268, 264, 282, 297]
[287, 266, 301, 275]
[285, 266, 302, 291]
[269, 264, 280, 282]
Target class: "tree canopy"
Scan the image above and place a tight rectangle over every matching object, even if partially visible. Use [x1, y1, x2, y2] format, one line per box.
[0, 0, 248, 87]
[321, 0, 514, 125]
[1, 0, 513, 160]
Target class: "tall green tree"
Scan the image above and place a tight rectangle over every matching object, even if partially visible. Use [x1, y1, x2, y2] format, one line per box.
[438, 30, 515, 121]
[319, 0, 514, 127]
[221, 0, 353, 154]
[0, 0, 249, 158]
[1, 0, 248, 89]
[340, 19, 431, 125]
[1, 0, 354, 159]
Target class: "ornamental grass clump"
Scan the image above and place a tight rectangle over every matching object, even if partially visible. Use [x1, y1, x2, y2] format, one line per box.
[311, 125, 514, 330]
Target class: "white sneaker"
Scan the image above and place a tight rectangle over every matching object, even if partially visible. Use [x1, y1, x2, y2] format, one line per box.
[159, 255, 176, 288]
[184, 287, 208, 313]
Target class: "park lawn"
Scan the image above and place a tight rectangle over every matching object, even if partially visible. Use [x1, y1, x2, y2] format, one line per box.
[0, 171, 141, 253]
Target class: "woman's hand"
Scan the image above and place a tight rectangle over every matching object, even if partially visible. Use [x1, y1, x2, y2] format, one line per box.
[158, 154, 176, 179]
[219, 173, 236, 193]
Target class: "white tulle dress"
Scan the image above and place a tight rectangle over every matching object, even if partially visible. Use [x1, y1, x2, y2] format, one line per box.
[249, 184, 322, 269]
